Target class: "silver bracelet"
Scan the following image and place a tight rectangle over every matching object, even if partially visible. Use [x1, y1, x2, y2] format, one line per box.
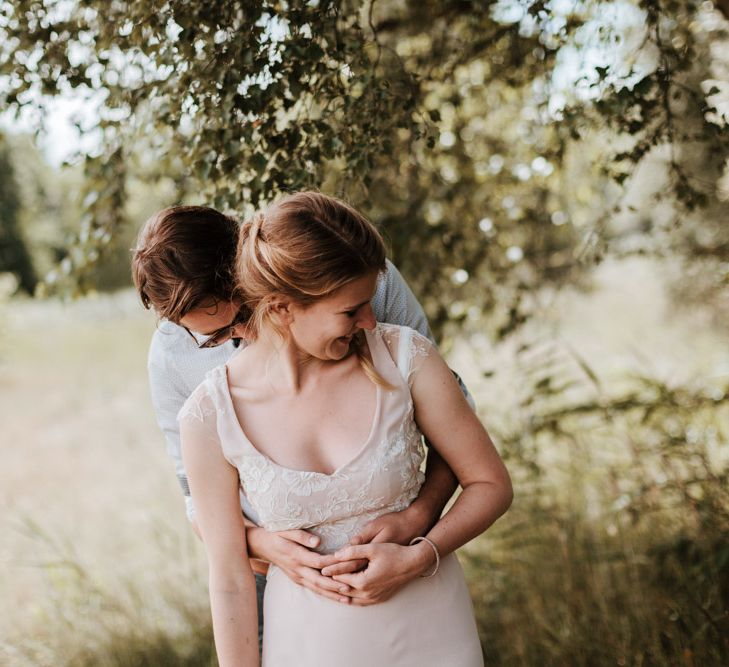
[409, 536, 440, 578]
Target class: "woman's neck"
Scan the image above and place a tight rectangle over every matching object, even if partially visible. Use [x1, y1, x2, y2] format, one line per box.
[235, 327, 333, 394]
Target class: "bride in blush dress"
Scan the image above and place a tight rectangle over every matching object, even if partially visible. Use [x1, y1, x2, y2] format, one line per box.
[179, 192, 513, 667]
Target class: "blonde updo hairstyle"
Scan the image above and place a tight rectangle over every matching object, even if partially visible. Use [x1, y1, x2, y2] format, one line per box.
[236, 191, 390, 386]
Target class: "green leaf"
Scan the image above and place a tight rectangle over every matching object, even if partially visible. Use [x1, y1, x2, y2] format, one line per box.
[250, 153, 268, 174]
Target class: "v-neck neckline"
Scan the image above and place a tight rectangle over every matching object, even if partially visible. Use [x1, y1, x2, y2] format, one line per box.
[219, 328, 383, 478]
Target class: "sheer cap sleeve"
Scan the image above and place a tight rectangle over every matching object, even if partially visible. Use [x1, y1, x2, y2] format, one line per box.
[178, 381, 220, 445]
[177, 374, 263, 525]
[378, 324, 434, 388]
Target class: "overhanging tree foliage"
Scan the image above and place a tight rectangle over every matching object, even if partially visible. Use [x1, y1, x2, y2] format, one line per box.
[1, 0, 727, 334]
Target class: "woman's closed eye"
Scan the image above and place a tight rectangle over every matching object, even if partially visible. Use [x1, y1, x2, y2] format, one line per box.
[340, 298, 373, 318]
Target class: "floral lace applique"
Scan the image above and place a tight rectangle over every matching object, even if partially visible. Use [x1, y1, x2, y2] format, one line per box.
[191, 324, 430, 554]
[178, 382, 217, 425]
[280, 469, 332, 496]
[240, 456, 277, 494]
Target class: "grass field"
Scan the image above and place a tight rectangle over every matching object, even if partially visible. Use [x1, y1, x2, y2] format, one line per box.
[0, 291, 212, 665]
[1, 258, 726, 665]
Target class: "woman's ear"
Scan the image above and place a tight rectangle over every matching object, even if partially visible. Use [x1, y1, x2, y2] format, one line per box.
[268, 296, 294, 326]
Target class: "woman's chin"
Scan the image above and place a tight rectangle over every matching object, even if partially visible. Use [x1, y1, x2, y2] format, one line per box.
[329, 336, 353, 358]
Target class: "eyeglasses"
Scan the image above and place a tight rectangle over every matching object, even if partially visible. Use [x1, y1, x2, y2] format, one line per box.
[184, 309, 250, 349]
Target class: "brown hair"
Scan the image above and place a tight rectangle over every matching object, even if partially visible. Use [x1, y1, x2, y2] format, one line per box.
[132, 206, 241, 322]
[237, 191, 390, 386]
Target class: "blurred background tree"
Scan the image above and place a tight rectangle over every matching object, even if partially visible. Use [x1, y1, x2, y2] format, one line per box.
[1, 0, 727, 331]
[0, 134, 36, 293]
[1, 1, 727, 665]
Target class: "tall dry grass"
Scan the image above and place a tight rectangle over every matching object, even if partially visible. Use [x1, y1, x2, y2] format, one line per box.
[454, 258, 728, 665]
[0, 291, 212, 665]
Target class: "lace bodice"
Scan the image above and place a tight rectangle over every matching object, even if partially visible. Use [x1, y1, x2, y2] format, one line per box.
[178, 323, 433, 554]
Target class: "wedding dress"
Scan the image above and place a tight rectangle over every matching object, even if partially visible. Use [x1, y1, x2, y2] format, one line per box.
[179, 324, 484, 666]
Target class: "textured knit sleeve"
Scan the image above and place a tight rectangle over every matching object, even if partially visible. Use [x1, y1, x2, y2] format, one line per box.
[373, 260, 435, 343]
[148, 336, 197, 519]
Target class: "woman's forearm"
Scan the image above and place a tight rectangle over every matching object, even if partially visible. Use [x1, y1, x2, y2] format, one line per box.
[209, 567, 260, 667]
[422, 480, 513, 559]
[180, 414, 260, 664]
[407, 337, 514, 562]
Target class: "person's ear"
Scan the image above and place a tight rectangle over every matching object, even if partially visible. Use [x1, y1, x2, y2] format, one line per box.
[268, 296, 294, 326]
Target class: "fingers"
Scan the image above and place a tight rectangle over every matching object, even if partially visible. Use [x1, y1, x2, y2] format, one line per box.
[334, 544, 372, 562]
[320, 558, 368, 577]
[279, 566, 353, 604]
[293, 577, 352, 604]
[330, 574, 395, 605]
[368, 527, 394, 543]
[350, 594, 389, 607]
[349, 512, 411, 545]
[279, 529, 320, 549]
[283, 544, 330, 570]
[275, 532, 341, 570]
[299, 568, 353, 602]
[275, 538, 338, 571]
[348, 521, 381, 546]
[315, 552, 342, 570]
[330, 571, 361, 587]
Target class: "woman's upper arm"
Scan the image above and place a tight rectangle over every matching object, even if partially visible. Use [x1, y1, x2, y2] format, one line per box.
[410, 344, 510, 490]
[180, 416, 248, 569]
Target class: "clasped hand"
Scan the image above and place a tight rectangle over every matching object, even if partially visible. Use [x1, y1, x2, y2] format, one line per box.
[250, 508, 434, 606]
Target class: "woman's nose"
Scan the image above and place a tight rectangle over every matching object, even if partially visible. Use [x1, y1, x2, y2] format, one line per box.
[357, 303, 377, 331]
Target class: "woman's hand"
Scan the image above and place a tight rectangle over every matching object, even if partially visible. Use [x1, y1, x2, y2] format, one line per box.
[318, 504, 432, 577]
[324, 541, 436, 606]
[246, 527, 355, 604]
[352, 503, 432, 546]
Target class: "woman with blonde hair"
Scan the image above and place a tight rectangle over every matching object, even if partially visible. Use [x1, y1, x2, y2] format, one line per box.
[179, 191, 512, 666]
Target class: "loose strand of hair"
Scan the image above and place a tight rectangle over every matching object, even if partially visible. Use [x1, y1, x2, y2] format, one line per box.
[351, 332, 396, 391]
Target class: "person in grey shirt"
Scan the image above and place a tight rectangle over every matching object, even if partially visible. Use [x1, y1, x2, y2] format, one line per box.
[132, 204, 463, 640]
